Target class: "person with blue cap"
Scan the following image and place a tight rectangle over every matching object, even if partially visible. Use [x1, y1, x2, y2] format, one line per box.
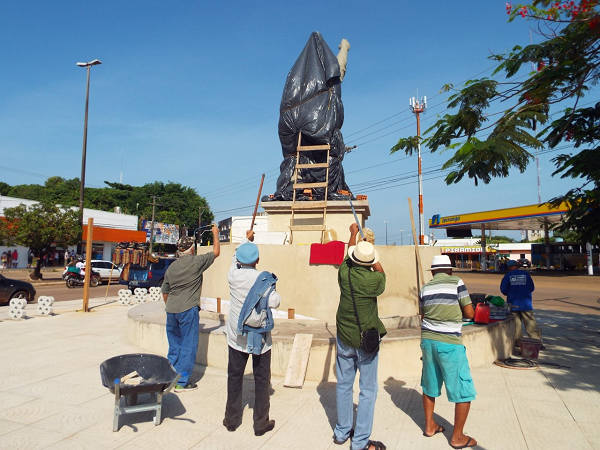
[223, 230, 281, 436]
[500, 260, 543, 348]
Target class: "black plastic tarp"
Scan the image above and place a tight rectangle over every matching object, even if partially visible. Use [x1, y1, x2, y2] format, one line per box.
[263, 32, 352, 201]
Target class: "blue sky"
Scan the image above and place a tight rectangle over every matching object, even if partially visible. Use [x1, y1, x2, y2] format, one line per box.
[0, 1, 586, 244]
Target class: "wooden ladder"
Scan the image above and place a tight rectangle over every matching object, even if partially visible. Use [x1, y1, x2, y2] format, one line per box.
[289, 133, 330, 244]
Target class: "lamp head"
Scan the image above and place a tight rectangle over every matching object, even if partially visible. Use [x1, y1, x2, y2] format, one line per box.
[76, 59, 102, 68]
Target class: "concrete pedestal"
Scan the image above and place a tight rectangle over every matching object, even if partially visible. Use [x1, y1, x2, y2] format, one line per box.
[127, 302, 516, 382]
[261, 200, 370, 245]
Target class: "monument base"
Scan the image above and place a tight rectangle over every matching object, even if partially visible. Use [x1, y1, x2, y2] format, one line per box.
[128, 302, 516, 382]
[260, 200, 370, 245]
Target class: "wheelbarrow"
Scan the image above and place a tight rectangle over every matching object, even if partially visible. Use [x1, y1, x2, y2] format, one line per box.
[100, 353, 180, 432]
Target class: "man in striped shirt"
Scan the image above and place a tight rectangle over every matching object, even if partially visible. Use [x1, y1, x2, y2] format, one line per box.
[419, 255, 477, 449]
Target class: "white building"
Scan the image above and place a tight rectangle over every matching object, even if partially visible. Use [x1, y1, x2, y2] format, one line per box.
[218, 214, 287, 244]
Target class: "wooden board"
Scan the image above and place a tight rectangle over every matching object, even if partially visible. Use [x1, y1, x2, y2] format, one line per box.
[283, 333, 313, 388]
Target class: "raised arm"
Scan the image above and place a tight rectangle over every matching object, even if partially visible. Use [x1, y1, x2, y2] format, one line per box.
[348, 223, 359, 248]
[211, 224, 220, 258]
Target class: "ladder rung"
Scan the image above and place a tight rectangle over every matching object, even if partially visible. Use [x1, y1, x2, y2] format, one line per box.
[294, 182, 328, 189]
[291, 201, 327, 210]
[289, 225, 327, 231]
[296, 163, 329, 169]
[297, 145, 330, 151]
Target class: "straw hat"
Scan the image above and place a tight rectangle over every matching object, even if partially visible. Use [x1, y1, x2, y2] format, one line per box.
[348, 241, 379, 266]
[362, 228, 375, 245]
[427, 255, 453, 271]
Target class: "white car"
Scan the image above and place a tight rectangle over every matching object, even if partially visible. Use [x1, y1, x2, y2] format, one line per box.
[62, 260, 122, 284]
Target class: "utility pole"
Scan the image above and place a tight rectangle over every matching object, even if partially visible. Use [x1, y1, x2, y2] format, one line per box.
[410, 95, 427, 245]
[399, 229, 404, 246]
[148, 195, 161, 252]
[384, 221, 389, 245]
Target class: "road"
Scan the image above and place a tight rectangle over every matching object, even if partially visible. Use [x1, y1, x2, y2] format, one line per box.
[3, 268, 600, 313]
[0, 269, 124, 304]
[32, 281, 123, 303]
[457, 269, 600, 315]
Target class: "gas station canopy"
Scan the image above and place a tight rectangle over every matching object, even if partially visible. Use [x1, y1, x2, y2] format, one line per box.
[429, 202, 569, 234]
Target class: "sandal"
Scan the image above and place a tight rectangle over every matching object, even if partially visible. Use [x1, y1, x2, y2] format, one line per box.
[423, 425, 445, 437]
[364, 440, 386, 450]
[450, 436, 476, 449]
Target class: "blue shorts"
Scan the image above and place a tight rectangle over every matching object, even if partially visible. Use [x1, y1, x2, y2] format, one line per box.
[420, 338, 477, 403]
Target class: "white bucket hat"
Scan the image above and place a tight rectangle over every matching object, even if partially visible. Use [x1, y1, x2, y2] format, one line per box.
[427, 255, 453, 271]
[348, 241, 380, 266]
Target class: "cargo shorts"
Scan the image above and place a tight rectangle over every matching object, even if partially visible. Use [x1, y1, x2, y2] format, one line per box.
[420, 338, 477, 403]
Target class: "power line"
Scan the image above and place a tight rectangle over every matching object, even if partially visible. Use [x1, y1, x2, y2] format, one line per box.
[343, 64, 499, 140]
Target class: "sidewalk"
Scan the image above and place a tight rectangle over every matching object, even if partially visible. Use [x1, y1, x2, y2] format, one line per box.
[0, 297, 599, 449]
[0, 268, 65, 284]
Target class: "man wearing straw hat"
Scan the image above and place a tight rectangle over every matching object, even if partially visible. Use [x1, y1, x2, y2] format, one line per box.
[419, 255, 477, 449]
[333, 223, 387, 450]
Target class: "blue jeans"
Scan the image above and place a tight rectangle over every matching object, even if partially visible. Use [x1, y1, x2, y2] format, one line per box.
[334, 337, 379, 450]
[166, 306, 199, 386]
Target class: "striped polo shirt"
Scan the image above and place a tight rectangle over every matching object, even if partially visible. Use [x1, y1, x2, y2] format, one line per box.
[419, 272, 471, 345]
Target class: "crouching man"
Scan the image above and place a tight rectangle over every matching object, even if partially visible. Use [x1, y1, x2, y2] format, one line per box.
[223, 230, 281, 436]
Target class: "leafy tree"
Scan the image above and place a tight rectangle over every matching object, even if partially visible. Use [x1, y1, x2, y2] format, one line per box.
[473, 234, 517, 244]
[0, 202, 81, 279]
[8, 183, 46, 201]
[391, 0, 600, 245]
[41, 177, 80, 206]
[2, 179, 214, 234]
[0, 181, 11, 196]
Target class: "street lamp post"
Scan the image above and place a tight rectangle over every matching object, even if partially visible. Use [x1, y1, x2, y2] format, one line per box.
[384, 221, 389, 245]
[399, 229, 404, 246]
[76, 59, 102, 238]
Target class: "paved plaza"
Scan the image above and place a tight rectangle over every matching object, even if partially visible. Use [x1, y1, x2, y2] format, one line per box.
[1, 290, 599, 449]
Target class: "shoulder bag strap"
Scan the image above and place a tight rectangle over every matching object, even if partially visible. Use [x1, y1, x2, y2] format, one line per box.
[347, 261, 363, 335]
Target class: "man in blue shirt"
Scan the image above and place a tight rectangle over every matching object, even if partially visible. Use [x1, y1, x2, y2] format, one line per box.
[500, 260, 543, 348]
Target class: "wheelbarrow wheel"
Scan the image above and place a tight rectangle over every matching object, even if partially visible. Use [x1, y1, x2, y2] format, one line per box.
[125, 393, 138, 406]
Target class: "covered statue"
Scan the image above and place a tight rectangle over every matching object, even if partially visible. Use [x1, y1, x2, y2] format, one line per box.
[263, 32, 354, 201]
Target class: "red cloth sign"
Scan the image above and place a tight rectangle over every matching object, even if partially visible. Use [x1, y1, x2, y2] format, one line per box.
[309, 241, 346, 265]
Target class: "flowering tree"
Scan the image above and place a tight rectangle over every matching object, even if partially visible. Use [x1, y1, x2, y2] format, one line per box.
[0, 202, 81, 279]
[391, 0, 600, 244]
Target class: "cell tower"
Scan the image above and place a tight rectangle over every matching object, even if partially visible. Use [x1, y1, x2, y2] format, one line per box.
[410, 95, 427, 245]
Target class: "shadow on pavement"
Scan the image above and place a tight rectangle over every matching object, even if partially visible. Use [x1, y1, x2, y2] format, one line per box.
[535, 309, 600, 393]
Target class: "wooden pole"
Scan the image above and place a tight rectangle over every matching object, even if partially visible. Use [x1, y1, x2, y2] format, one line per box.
[82, 218, 94, 312]
[288, 308, 295, 319]
[104, 263, 114, 303]
[408, 198, 424, 290]
[250, 174, 265, 231]
[217, 297, 221, 313]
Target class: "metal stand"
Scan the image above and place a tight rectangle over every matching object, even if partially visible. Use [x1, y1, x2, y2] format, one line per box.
[112, 375, 180, 432]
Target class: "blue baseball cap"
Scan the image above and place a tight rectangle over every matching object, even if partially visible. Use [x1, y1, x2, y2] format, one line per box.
[236, 242, 259, 265]
[507, 260, 518, 267]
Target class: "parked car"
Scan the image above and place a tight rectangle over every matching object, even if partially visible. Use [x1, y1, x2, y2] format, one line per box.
[89, 260, 122, 283]
[0, 274, 36, 305]
[517, 258, 531, 268]
[119, 257, 177, 292]
[63, 260, 122, 284]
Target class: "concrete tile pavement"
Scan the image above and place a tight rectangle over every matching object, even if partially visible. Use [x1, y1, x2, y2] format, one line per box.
[0, 299, 599, 449]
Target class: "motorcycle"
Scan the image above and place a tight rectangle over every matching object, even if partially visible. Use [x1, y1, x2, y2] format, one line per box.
[64, 269, 101, 288]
